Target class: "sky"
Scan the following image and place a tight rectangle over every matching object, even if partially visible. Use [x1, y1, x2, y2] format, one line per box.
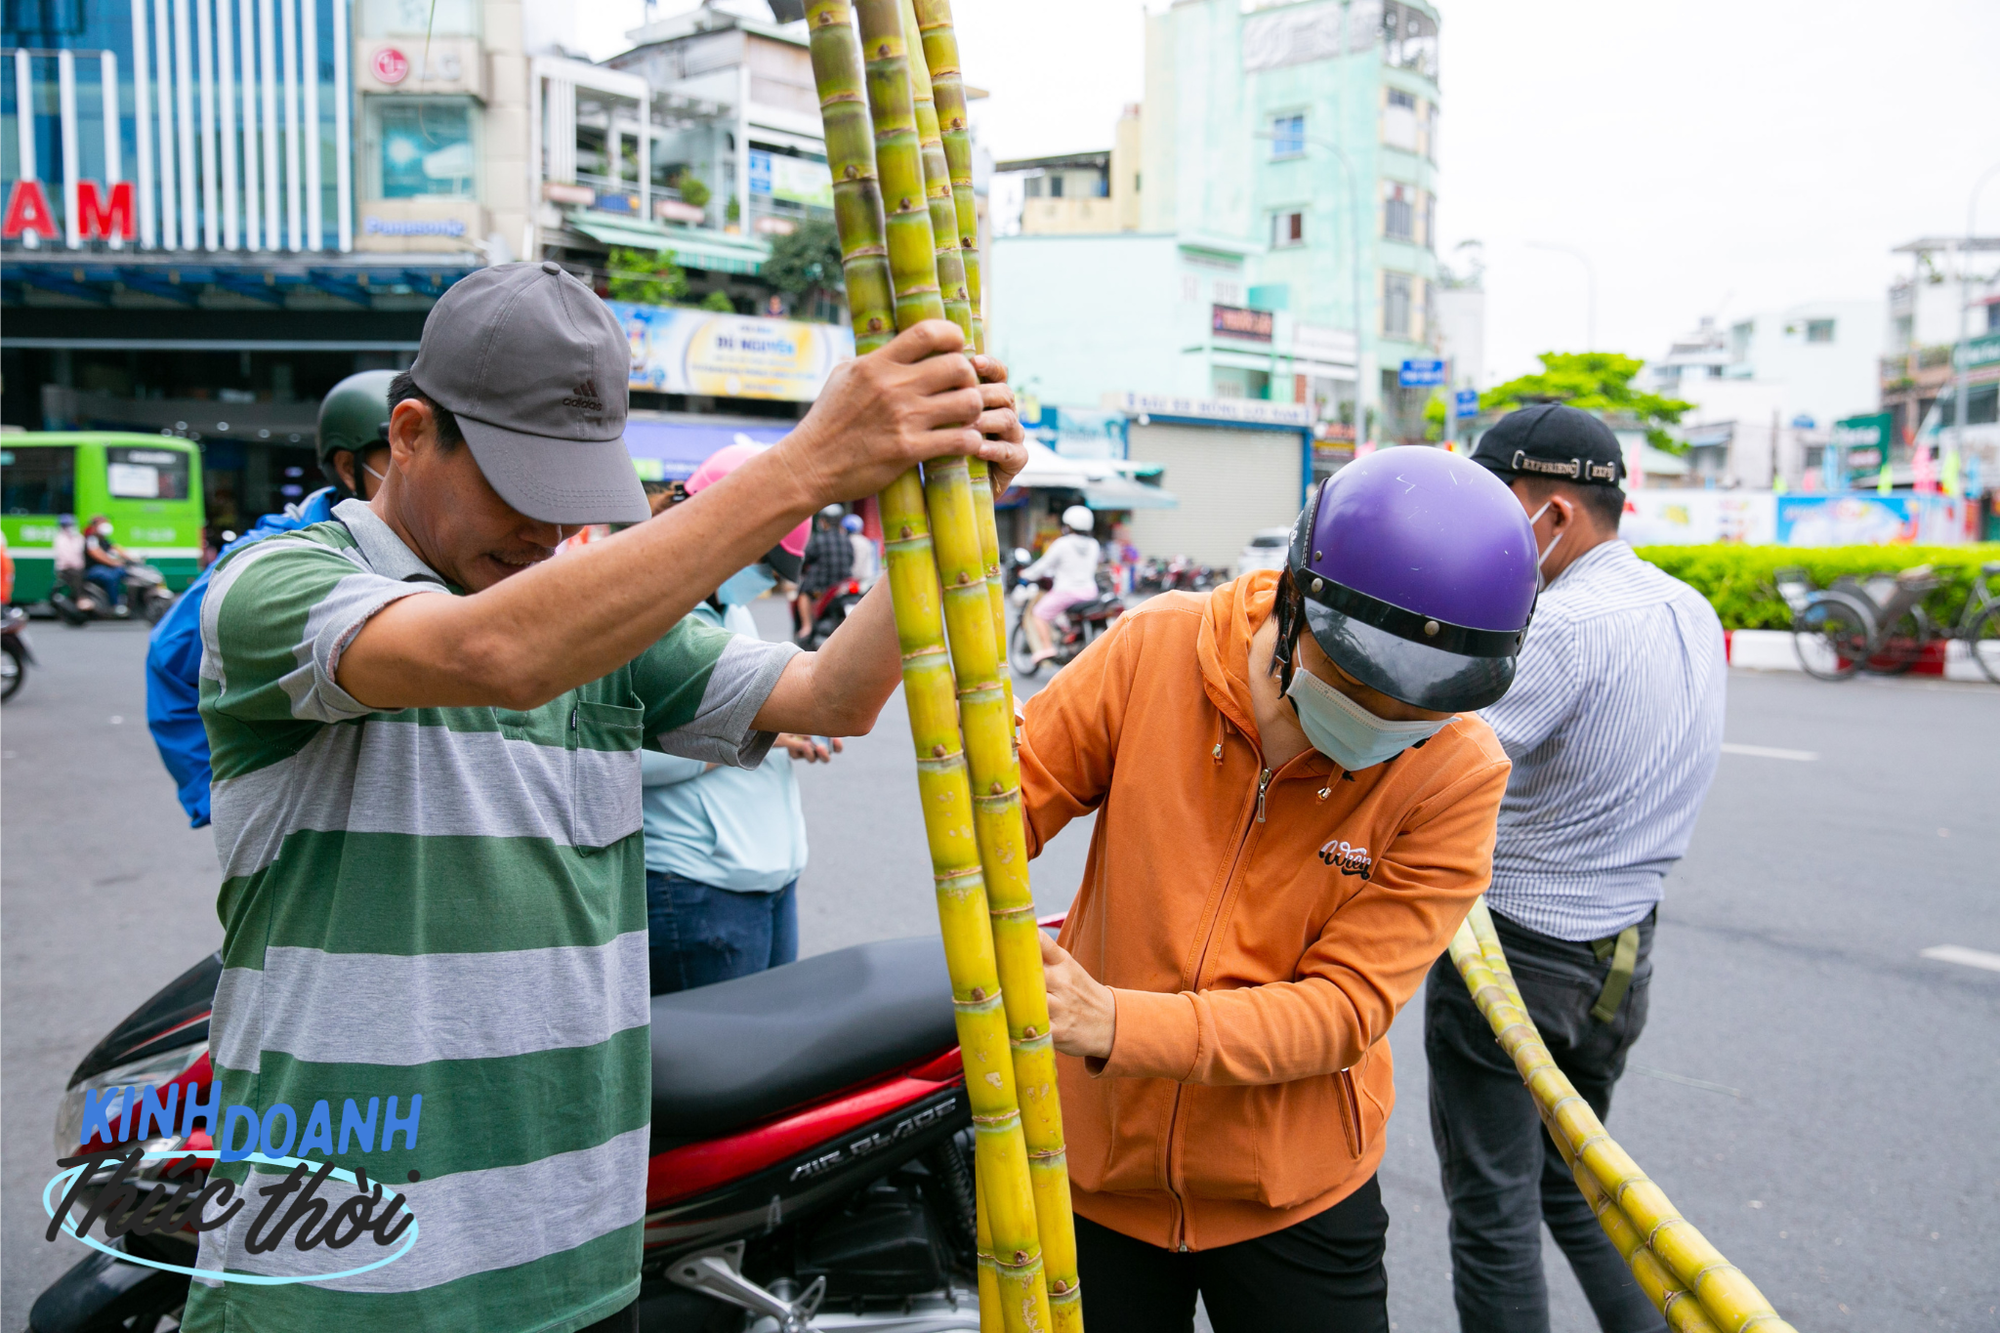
[578, 0, 2000, 385]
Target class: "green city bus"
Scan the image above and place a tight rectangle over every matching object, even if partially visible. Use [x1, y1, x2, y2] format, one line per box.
[1, 433, 206, 604]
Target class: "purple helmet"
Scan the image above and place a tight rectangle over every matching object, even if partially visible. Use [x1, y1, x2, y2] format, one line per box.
[1278, 447, 1537, 712]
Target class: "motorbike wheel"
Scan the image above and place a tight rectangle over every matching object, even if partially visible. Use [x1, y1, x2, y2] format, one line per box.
[143, 589, 175, 626]
[2, 641, 22, 702]
[1008, 618, 1044, 677]
[51, 592, 90, 627]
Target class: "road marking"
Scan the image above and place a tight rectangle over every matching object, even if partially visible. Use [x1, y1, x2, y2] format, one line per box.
[1720, 742, 1819, 761]
[1629, 1063, 1742, 1098]
[1920, 945, 2000, 973]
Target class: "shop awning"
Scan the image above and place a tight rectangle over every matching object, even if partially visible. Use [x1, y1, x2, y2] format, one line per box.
[1084, 474, 1178, 510]
[623, 415, 793, 480]
[1009, 439, 1096, 489]
[566, 213, 771, 275]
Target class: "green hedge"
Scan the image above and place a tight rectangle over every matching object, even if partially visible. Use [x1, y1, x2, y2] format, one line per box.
[1632, 544, 2000, 630]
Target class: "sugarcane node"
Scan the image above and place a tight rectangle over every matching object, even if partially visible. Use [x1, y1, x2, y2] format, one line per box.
[1014, 1251, 1028, 1265]
[932, 743, 947, 757]
[1022, 1024, 1035, 1037]
[970, 986, 986, 1001]
[899, 524, 913, 538]
[989, 780, 1004, 794]
[845, 163, 859, 178]
[876, 41, 888, 54]
[900, 195, 913, 208]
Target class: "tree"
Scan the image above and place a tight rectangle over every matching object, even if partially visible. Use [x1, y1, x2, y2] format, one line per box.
[1479, 352, 1695, 453]
[699, 290, 735, 313]
[762, 217, 845, 313]
[606, 246, 687, 306]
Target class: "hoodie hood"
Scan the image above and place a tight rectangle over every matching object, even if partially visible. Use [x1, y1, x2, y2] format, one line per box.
[1196, 570, 1341, 778]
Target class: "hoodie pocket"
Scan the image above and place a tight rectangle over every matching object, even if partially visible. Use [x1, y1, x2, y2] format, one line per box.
[1177, 1075, 1360, 1211]
[1335, 1068, 1363, 1158]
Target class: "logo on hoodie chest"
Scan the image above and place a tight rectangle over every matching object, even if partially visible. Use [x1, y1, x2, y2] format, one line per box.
[1318, 837, 1373, 880]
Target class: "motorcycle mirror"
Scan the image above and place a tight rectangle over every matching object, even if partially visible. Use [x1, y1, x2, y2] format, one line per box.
[1012, 547, 1032, 566]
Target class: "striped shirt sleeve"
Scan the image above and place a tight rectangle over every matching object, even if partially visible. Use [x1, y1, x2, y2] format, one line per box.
[200, 535, 449, 729]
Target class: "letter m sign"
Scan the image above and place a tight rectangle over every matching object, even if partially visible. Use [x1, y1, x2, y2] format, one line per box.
[78, 181, 136, 241]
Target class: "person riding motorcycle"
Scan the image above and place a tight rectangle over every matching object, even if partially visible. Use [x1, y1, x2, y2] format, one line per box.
[82, 515, 129, 609]
[1020, 503, 1102, 663]
[144, 369, 396, 826]
[1023, 447, 1539, 1330]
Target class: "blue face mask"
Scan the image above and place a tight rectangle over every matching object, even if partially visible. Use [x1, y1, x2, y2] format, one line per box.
[1285, 666, 1447, 771]
[715, 564, 776, 606]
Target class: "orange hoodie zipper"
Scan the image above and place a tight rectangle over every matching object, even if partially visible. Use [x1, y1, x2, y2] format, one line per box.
[1163, 754, 1275, 1250]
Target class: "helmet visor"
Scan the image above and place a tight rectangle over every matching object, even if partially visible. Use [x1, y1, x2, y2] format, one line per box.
[1302, 598, 1517, 714]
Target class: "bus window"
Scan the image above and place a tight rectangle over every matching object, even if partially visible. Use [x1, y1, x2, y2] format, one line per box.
[1, 446, 78, 515]
[106, 447, 193, 501]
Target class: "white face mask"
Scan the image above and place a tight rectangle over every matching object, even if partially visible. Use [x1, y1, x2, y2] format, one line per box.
[1527, 500, 1564, 593]
[1285, 667, 1448, 772]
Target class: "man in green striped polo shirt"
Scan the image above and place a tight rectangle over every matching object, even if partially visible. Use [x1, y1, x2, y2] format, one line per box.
[184, 261, 1024, 1333]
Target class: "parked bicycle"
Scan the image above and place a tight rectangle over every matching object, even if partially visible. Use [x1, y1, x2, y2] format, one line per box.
[1778, 562, 2000, 684]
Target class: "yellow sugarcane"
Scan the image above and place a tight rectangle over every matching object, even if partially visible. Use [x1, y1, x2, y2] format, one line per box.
[835, 2, 1055, 1328]
[805, 0, 896, 354]
[912, 0, 983, 345]
[899, 0, 973, 346]
[1447, 904, 1797, 1333]
[907, 0, 1008, 667]
[899, 4, 1081, 1323]
[976, 1175, 1003, 1333]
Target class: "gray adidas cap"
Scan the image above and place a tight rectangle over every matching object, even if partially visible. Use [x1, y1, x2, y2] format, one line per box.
[408, 261, 648, 525]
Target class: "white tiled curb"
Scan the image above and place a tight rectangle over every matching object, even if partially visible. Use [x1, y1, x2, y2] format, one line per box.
[1725, 629, 1993, 682]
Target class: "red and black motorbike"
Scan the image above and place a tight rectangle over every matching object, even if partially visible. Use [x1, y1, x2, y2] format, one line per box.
[29, 929, 1057, 1333]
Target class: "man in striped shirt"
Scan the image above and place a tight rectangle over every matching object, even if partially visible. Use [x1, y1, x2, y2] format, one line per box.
[184, 262, 1024, 1333]
[1426, 404, 1726, 1333]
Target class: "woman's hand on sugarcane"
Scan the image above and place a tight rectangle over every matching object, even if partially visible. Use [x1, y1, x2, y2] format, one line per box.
[1041, 930, 1117, 1061]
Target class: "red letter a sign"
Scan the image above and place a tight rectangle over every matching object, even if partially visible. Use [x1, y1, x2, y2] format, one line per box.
[2, 179, 59, 241]
[77, 181, 136, 241]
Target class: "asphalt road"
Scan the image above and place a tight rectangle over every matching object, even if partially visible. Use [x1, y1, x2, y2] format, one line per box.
[3, 608, 1995, 1332]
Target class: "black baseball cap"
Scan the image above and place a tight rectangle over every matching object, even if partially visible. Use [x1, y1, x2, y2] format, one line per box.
[1469, 403, 1626, 488]
[409, 262, 649, 525]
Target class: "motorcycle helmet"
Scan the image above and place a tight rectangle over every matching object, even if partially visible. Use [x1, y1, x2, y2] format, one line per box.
[317, 369, 399, 495]
[841, 513, 864, 534]
[683, 442, 810, 582]
[1062, 504, 1094, 533]
[1274, 447, 1537, 713]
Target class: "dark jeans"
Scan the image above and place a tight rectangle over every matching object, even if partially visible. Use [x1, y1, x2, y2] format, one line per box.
[1425, 908, 1665, 1333]
[1073, 1176, 1390, 1333]
[646, 869, 799, 995]
[84, 565, 125, 603]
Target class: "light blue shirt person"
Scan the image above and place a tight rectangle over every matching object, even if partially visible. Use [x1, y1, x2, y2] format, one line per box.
[643, 563, 831, 992]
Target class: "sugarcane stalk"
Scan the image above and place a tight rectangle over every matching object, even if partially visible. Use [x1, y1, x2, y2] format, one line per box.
[976, 1172, 1003, 1333]
[899, 5, 1078, 1323]
[911, 0, 1011, 699]
[807, 0, 897, 354]
[844, 3, 1055, 1329]
[899, 0, 973, 346]
[1447, 906, 1798, 1333]
[965, 456, 1014, 716]
[856, 0, 943, 333]
[913, 0, 983, 345]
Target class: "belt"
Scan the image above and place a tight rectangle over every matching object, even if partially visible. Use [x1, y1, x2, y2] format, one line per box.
[1588, 925, 1640, 1023]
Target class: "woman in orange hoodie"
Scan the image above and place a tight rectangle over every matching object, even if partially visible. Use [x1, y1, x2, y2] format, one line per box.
[1022, 446, 1540, 1332]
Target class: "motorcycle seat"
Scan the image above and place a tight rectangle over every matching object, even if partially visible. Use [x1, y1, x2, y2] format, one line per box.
[650, 935, 958, 1139]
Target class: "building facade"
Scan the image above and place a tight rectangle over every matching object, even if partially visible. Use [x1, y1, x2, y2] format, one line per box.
[1645, 299, 1886, 490]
